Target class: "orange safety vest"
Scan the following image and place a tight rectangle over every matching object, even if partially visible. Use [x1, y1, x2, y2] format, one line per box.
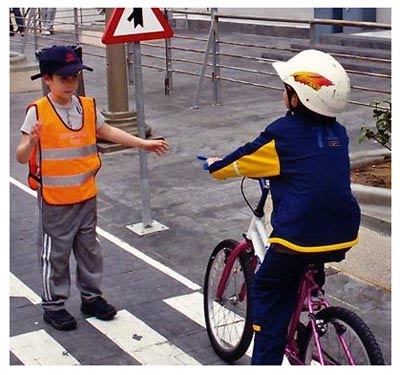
[27, 96, 101, 205]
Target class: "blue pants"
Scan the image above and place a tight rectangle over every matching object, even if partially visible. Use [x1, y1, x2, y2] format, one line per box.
[251, 247, 309, 365]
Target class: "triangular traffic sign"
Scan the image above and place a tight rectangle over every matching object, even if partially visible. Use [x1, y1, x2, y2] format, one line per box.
[102, 8, 174, 44]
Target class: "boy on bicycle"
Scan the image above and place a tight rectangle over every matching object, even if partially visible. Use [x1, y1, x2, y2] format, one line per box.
[206, 49, 361, 365]
[16, 45, 169, 330]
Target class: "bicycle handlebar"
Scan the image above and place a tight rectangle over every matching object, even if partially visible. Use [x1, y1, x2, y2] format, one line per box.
[197, 155, 209, 171]
[198, 155, 270, 217]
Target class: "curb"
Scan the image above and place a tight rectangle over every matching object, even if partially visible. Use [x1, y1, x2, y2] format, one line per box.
[351, 183, 391, 206]
[349, 150, 391, 235]
[350, 149, 391, 169]
[350, 149, 391, 206]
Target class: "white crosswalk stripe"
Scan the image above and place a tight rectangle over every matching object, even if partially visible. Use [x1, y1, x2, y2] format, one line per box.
[10, 272, 41, 304]
[164, 291, 205, 327]
[86, 309, 200, 365]
[10, 330, 80, 365]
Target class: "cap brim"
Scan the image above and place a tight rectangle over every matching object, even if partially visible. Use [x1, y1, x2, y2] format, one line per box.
[30, 72, 42, 81]
[56, 63, 94, 77]
[30, 64, 93, 81]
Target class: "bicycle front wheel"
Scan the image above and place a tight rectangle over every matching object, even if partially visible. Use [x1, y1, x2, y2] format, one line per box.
[299, 306, 385, 365]
[203, 239, 254, 363]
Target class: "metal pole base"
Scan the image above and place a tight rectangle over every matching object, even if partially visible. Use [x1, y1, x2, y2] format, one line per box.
[126, 220, 169, 236]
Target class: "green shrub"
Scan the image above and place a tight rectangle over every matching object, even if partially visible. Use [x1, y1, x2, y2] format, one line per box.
[359, 99, 391, 151]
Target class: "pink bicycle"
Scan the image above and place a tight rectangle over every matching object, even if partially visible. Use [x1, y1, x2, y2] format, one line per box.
[203, 177, 385, 365]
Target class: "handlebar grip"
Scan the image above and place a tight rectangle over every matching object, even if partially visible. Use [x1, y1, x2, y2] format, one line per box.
[197, 155, 209, 170]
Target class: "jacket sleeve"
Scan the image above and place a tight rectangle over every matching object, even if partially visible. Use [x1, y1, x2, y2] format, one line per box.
[208, 127, 280, 180]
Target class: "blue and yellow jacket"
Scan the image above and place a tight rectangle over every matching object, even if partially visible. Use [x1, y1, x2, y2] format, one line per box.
[208, 112, 361, 254]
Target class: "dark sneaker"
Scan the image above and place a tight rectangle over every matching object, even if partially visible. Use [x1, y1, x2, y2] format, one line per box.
[43, 309, 77, 331]
[81, 297, 117, 321]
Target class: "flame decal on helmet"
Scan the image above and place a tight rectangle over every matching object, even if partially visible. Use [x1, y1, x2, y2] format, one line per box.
[292, 72, 334, 91]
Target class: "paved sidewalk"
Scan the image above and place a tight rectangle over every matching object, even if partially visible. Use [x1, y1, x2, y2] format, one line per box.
[9, 23, 392, 365]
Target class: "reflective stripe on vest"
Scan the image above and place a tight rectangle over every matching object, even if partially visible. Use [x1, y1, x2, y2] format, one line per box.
[28, 96, 101, 205]
[41, 170, 98, 187]
[41, 144, 98, 160]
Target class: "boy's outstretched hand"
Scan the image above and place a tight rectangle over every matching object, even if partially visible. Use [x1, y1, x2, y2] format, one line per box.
[143, 139, 169, 156]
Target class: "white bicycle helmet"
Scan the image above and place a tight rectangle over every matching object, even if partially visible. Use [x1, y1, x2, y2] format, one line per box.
[272, 49, 350, 118]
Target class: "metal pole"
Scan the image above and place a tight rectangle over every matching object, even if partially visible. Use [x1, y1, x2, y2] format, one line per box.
[164, 9, 173, 94]
[73, 8, 79, 42]
[127, 43, 134, 84]
[309, 20, 316, 48]
[211, 8, 221, 106]
[30, 9, 49, 96]
[132, 42, 152, 228]
[192, 19, 216, 109]
[126, 42, 168, 236]
[73, 10, 85, 97]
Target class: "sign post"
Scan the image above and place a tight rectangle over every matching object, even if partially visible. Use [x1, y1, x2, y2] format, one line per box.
[102, 8, 174, 236]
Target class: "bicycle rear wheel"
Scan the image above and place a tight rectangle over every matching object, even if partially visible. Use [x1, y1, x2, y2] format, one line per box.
[299, 306, 385, 365]
[203, 239, 254, 362]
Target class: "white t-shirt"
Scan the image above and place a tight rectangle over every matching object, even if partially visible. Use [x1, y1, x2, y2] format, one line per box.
[20, 94, 106, 134]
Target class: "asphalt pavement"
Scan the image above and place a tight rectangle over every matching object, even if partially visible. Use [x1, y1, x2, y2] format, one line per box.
[9, 22, 392, 366]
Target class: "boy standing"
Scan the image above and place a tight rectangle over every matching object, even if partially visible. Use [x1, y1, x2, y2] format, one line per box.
[206, 49, 361, 364]
[16, 45, 169, 330]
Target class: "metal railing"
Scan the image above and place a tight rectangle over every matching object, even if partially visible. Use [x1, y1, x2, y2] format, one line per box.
[11, 8, 391, 112]
[173, 9, 391, 108]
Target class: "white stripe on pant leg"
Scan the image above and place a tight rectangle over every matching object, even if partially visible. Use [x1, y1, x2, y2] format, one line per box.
[41, 234, 47, 301]
[42, 233, 52, 302]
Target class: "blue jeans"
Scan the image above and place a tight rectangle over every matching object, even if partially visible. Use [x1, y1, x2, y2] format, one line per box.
[251, 247, 309, 365]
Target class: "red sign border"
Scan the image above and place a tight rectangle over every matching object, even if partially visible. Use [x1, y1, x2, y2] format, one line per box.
[102, 8, 174, 44]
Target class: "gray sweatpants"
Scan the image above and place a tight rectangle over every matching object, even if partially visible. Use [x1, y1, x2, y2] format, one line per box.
[38, 195, 103, 311]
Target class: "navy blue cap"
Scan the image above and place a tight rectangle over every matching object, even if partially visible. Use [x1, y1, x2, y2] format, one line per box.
[31, 45, 93, 80]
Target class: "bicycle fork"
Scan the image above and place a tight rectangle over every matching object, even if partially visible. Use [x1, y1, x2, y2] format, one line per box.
[215, 240, 251, 302]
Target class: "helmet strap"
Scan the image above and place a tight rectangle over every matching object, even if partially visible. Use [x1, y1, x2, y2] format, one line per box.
[284, 84, 296, 113]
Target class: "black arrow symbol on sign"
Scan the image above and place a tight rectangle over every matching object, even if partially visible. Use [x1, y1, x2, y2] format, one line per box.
[127, 8, 143, 28]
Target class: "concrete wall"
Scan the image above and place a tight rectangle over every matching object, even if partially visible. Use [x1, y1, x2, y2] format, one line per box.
[376, 8, 391, 23]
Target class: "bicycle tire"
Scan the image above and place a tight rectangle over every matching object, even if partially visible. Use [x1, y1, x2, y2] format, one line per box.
[298, 306, 385, 365]
[203, 239, 254, 362]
